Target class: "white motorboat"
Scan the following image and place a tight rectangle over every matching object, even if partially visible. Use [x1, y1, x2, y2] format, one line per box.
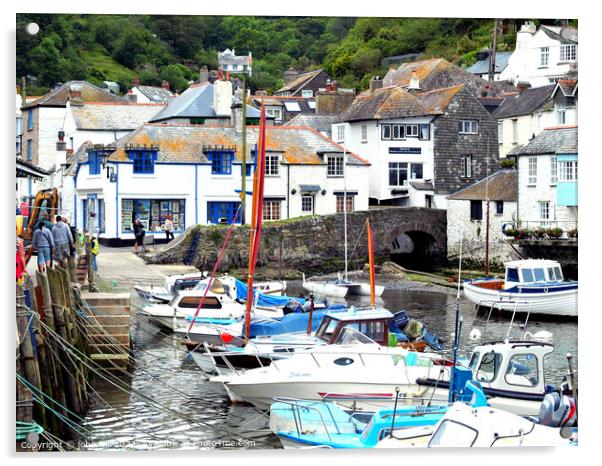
[376, 400, 576, 448]
[463, 259, 577, 317]
[302, 274, 385, 299]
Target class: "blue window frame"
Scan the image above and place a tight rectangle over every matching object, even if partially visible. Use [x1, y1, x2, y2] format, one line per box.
[207, 201, 241, 224]
[27, 109, 33, 130]
[82, 199, 88, 230]
[88, 152, 101, 175]
[27, 140, 32, 161]
[128, 151, 157, 174]
[209, 151, 234, 175]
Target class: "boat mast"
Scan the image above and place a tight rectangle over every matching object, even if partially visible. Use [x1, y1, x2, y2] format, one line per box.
[367, 219, 376, 308]
[484, 143, 490, 276]
[343, 127, 348, 280]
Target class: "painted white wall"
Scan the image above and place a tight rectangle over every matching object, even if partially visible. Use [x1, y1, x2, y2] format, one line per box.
[500, 24, 577, 88]
[131, 87, 152, 104]
[517, 154, 577, 231]
[35, 107, 66, 171]
[447, 199, 518, 261]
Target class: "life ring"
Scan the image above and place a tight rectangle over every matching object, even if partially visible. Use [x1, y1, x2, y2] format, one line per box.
[502, 222, 514, 234]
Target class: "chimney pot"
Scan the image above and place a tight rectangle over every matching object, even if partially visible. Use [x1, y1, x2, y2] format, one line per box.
[369, 76, 383, 93]
[162, 80, 170, 91]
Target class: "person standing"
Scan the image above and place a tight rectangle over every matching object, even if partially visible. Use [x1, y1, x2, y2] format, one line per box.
[16, 234, 27, 283]
[133, 219, 149, 254]
[164, 214, 174, 242]
[52, 215, 74, 268]
[91, 235, 100, 271]
[31, 221, 55, 273]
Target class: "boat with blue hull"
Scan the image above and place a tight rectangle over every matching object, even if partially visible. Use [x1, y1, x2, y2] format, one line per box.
[463, 259, 577, 317]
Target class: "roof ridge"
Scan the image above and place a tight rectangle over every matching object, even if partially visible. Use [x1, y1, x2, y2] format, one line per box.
[543, 125, 578, 131]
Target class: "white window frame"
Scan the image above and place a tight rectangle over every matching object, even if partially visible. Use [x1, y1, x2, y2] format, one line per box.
[361, 124, 368, 142]
[389, 162, 408, 187]
[512, 119, 518, 144]
[265, 155, 280, 176]
[392, 124, 404, 140]
[540, 47, 549, 66]
[498, 121, 503, 144]
[460, 155, 472, 178]
[336, 194, 354, 213]
[336, 125, 345, 143]
[556, 103, 566, 125]
[560, 44, 577, 62]
[327, 155, 344, 177]
[539, 201, 550, 222]
[559, 160, 578, 182]
[405, 124, 419, 138]
[263, 200, 281, 221]
[528, 157, 538, 185]
[301, 89, 314, 98]
[458, 120, 479, 134]
[550, 156, 558, 185]
[301, 195, 314, 213]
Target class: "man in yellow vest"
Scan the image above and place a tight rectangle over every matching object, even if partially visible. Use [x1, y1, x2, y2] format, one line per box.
[91, 235, 100, 271]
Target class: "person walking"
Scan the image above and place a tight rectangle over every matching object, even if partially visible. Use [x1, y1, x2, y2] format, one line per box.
[164, 214, 174, 242]
[16, 234, 27, 283]
[52, 215, 74, 268]
[31, 221, 54, 273]
[133, 219, 149, 254]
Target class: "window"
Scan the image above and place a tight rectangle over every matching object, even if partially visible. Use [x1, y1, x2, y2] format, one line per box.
[284, 101, 301, 112]
[265, 155, 279, 176]
[528, 157, 537, 184]
[506, 267, 519, 282]
[389, 162, 408, 186]
[232, 64, 238, 70]
[88, 152, 101, 175]
[559, 160, 578, 181]
[512, 119, 518, 143]
[327, 155, 344, 176]
[476, 351, 502, 383]
[381, 124, 391, 140]
[392, 124, 404, 140]
[522, 268, 534, 282]
[419, 124, 430, 141]
[533, 268, 546, 282]
[301, 195, 314, 213]
[495, 200, 504, 215]
[550, 156, 558, 184]
[122, 199, 186, 232]
[458, 120, 478, 134]
[470, 200, 483, 220]
[301, 89, 314, 98]
[263, 200, 281, 221]
[460, 155, 472, 178]
[405, 124, 419, 137]
[361, 124, 367, 142]
[539, 201, 550, 222]
[336, 194, 354, 213]
[266, 108, 282, 121]
[307, 101, 316, 110]
[410, 163, 423, 179]
[27, 139, 32, 161]
[210, 152, 232, 175]
[560, 44, 577, 62]
[207, 201, 241, 225]
[336, 125, 345, 143]
[556, 103, 566, 124]
[540, 47, 549, 66]
[498, 121, 503, 144]
[505, 354, 539, 387]
[27, 109, 33, 130]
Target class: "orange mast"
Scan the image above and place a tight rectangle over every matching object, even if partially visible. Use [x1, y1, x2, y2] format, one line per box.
[366, 219, 376, 308]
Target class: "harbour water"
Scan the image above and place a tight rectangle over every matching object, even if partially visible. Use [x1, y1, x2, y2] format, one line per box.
[78, 281, 578, 450]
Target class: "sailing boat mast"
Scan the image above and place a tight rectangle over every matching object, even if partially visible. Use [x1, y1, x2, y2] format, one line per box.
[484, 143, 490, 276]
[343, 127, 348, 280]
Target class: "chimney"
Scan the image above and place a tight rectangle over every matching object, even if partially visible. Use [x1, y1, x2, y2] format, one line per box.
[516, 81, 531, 93]
[213, 79, 233, 117]
[69, 83, 83, 104]
[284, 68, 300, 85]
[408, 68, 420, 91]
[199, 66, 209, 83]
[125, 90, 138, 103]
[369, 76, 383, 93]
[231, 101, 243, 133]
[162, 80, 170, 91]
[132, 77, 140, 87]
[56, 130, 67, 152]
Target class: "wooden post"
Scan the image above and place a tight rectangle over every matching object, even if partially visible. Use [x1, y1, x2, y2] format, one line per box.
[67, 255, 77, 284]
[16, 283, 46, 428]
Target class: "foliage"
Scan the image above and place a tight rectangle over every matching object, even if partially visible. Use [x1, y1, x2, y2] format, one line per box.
[500, 158, 517, 169]
[16, 15, 565, 94]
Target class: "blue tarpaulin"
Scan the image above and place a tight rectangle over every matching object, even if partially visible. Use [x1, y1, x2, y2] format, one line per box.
[234, 279, 306, 307]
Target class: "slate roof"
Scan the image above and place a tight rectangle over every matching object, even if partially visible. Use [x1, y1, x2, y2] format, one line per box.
[16, 157, 51, 177]
[135, 85, 175, 103]
[447, 169, 517, 202]
[339, 84, 464, 122]
[492, 85, 555, 119]
[276, 69, 324, 94]
[285, 114, 340, 135]
[106, 124, 369, 167]
[553, 79, 578, 97]
[383, 58, 515, 98]
[149, 83, 260, 122]
[22, 81, 126, 110]
[410, 180, 435, 191]
[65, 141, 93, 176]
[71, 103, 165, 130]
[466, 52, 513, 75]
[540, 26, 578, 44]
[250, 95, 316, 115]
[508, 126, 578, 156]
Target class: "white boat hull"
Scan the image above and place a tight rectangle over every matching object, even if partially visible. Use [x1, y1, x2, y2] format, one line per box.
[302, 281, 349, 298]
[463, 282, 577, 317]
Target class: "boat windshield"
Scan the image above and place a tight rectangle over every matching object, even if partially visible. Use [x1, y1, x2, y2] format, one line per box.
[506, 267, 519, 282]
[333, 327, 377, 346]
[315, 316, 338, 341]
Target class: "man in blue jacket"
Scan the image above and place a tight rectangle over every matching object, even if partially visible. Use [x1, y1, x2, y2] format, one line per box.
[52, 215, 74, 268]
[31, 221, 55, 273]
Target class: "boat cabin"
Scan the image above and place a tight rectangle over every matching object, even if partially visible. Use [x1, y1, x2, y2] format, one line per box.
[170, 285, 230, 310]
[314, 308, 394, 346]
[467, 340, 555, 395]
[503, 259, 565, 290]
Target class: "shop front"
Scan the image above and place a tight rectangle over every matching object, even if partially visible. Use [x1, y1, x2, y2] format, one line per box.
[121, 198, 186, 235]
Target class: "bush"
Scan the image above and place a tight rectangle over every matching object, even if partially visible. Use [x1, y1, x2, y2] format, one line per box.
[568, 228, 578, 238]
[546, 227, 563, 238]
[503, 227, 518, 237]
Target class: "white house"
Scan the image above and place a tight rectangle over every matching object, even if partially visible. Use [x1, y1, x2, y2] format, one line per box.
[218, 48, 252, 77]
[510, 126, 577, 233]
[466, 51, 513, 81]
[130, 82, 175, 103]
[68, 123, 370, 241]
[495, 79, 577, 159]
[447, 170, 518, 262]
[499, 22, 578, 88]
[333, 77, 499, 209]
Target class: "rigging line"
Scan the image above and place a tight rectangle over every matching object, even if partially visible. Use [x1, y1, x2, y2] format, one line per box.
[38, 320, 258, 443]
[347, 217, 368, 274]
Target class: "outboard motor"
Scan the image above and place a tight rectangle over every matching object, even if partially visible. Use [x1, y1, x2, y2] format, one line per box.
[539, 392, 577, 427]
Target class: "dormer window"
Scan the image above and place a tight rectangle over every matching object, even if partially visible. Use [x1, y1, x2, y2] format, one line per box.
[130, 151, 156, 174]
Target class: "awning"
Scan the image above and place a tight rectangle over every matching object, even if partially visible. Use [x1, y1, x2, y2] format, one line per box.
[299, 184, 321, 193]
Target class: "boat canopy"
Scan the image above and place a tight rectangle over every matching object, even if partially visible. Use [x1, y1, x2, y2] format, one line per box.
[504, 259, 564, 288]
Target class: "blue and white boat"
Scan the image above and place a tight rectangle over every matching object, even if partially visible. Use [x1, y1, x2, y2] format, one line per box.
[463, 259, 577, 317]
[269, 378, 487, 449]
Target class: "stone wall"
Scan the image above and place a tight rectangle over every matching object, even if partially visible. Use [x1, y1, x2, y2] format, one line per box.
[147, 207, 447, 277]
